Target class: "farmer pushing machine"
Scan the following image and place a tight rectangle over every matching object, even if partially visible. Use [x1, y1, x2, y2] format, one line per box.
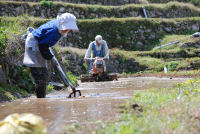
[81, 35, 118, 82]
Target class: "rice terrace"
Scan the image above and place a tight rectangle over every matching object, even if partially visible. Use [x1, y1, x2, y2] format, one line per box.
[0, 0, 200, 134]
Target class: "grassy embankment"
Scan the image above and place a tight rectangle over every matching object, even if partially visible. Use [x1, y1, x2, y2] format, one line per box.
[0, 17, 28, 101]
[111, 34, 200, 76]
[65, 78, 200, 134]
[57, 33, 200, 76]
[147, 0, 200, 7]
[1, 1, 200, 19]
[57, 46, 200, 77]
[2, 0, 199, 7]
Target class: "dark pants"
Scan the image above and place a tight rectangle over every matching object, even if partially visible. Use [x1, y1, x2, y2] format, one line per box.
[30, 67, 48, 98]
[85, 60, 94, 74]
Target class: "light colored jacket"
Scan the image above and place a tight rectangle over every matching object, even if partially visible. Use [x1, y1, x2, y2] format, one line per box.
[84, 40, 109, 59]
[23, 33, 47, 68]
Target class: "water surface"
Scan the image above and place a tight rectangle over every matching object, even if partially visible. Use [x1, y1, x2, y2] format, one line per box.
[0, 77, 187, 134]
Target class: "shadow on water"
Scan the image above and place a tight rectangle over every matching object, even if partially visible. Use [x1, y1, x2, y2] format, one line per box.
[0, 77, 187, 134]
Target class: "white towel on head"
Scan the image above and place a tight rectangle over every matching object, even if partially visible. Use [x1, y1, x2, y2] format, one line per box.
[57, 12, 79, 31]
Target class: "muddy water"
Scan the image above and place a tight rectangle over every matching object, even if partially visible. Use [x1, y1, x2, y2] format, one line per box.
[0, 77, 187, 134]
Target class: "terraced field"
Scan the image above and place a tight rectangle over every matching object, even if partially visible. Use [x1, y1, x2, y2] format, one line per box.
[0, 1, 200, 134]
[0, 0, 200, 76]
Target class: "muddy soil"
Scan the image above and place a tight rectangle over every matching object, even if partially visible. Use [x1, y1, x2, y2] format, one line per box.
[0, 77, 187, 134]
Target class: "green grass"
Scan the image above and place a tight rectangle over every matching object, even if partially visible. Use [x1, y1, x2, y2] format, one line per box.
[93, 78, 200, 134]
[66, 71, 79, 86]
[40, 0, 53, 8]
[152, 34, 200, 51]
[0, 27, 7, 57]
[135, 56, 165, 72]
[55, 46, 86, 57]
[136, 57, 200, 72]
[110, 47, 200, 73]
[153, 35, 190, 50]
[0, 16, 27, 58]
[0, 84, 29, 101]
[0, 16, 26, 35]
[147, 0, 200, 7]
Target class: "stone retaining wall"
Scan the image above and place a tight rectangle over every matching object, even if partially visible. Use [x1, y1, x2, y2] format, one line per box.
[57, 51, 144, 75]
[0, 2, 200, 19]
[6, 0, 198, 6]
[5, 0, 145, 5]
[61, 18, 200, 50]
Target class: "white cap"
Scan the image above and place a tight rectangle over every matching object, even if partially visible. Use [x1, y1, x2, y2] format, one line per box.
[95, 35, 103, 44]
[57, 12, 79, 31]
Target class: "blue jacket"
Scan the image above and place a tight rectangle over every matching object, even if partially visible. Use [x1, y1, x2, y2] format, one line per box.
[32, 19, 61, 47]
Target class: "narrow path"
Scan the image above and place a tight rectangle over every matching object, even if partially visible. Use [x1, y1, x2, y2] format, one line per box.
[0, 77, 187, 134]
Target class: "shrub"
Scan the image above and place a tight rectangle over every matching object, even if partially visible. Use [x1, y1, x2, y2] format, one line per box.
[9, 66, 35, 93]
[167, 61, 179, 71]
[40, 0, 53, 8]
[190, 0, 200, 7]
[46, 84, 54, 94]
[0, 27, 7, 57]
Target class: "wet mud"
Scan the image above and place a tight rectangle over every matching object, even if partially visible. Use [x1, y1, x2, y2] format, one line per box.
[0, 77, 187, 134]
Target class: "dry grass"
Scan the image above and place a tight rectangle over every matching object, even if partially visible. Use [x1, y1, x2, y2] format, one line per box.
[55, 46, 87, 57]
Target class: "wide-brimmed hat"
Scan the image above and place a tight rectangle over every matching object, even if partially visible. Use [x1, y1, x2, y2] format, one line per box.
[57, 13, 79, 31]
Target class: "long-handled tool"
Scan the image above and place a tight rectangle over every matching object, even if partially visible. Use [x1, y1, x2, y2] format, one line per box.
[50, 48, 81, 98]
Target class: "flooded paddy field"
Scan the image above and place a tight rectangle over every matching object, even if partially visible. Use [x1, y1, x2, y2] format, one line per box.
[0, 77, 187, 134]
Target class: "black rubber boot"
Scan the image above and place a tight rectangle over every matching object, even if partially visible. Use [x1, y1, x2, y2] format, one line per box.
[35, 80, 46, 98]
[30, 67, 48, 98]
